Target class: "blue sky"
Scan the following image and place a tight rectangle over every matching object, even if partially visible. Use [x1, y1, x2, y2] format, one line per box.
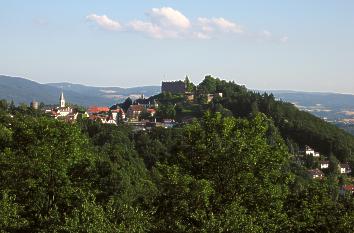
[1, 1, 354, 93]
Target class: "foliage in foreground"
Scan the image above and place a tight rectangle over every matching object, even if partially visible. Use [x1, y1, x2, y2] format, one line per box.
[1, 107, 354, 232]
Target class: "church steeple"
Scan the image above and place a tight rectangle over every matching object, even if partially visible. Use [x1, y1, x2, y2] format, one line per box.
[60, 91, 66, 108]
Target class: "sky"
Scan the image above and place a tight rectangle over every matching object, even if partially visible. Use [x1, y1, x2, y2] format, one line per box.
[1, 0, 354, 93]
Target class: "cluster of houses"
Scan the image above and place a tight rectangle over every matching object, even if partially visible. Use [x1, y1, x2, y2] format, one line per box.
[87, 95, 165, 130]
[302, 146, 354, 195]
[42, 79, 224, 129]
[43, 92, 175, 130]
[305, 146, 352, 179]
[44, 92, 82, 122]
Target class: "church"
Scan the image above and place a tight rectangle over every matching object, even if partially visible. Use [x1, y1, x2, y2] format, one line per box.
[47, 92, 75, 120]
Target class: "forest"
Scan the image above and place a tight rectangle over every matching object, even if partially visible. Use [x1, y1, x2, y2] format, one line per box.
[1, 77, 354, 232]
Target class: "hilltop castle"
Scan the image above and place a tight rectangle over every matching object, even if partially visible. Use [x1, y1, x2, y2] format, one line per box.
[161, 81, 186, 94]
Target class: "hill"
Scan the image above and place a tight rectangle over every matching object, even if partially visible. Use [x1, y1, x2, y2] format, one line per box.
[47, 82, 160, 101]
[269, 90, 354, 122]
[0, 75, 113, 106]
[152, 76, 354, 162]
[0, 75, 160, 106]
[270, 90, 354, 109]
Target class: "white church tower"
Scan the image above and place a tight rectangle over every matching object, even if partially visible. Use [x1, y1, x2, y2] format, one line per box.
[60, 91, 66, 108]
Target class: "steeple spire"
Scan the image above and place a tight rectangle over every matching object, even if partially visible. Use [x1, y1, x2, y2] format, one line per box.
[60, 91, 66, 108]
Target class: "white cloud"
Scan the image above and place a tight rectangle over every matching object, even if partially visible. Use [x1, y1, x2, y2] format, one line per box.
[193, 32, 210, 40]
[127, 7, 191, 38]
[128, 20, 165, 39]
[261, 30, 272, 38]
[86, 14, 122, 31]
[86, 7, 286, 42]
[148, 7, 191, 30]
[280, 36, 289, 43]
[197, 17, 243, 35]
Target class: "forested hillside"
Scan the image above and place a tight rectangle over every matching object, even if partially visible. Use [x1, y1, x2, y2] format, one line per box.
[196, 76, 354, 163]
[1, 92, 354, 232]
[0, 75, 114, 106]
[0, 75, 160, 106]
[150, 76, 354, 163]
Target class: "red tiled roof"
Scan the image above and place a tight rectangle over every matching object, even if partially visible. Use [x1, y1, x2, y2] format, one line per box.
[129, 105, 145, 112]
[342, 185, 354, 191]
[147, 108, 156, 113]
[88, 106, 110, 113]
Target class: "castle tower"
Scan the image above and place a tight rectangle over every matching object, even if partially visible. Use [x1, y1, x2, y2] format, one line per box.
[30, 100, 39, 110]
[60, 91, 65, 108]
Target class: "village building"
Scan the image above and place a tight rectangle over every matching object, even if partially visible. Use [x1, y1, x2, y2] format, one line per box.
[30, 100, 39, 110]
[307, 169, 325, 179]
[89, 114, 116, 125]
[320, 161, 329, 169]
[87, 106, 124, 125]
[304, 146, 320, 157]
[133, 94, 158, 109]
[87, 106, 110, 115]
[146, 108, 156, 117]
[111, 108, 126, 121]
[127, 105, 145, 121]
[305, 146, 315, 156]
[339, 163, 352, 174]
[340, 185, 354, 196]
[46, 92, 75, 120]
[205, 93, 223, 103]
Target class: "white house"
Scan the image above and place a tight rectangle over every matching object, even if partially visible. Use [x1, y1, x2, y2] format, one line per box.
[111, 108, 126, 121]
[305, 146, 315, 156]
[339, 164, 352, 174]
[320, 161, 329, 169]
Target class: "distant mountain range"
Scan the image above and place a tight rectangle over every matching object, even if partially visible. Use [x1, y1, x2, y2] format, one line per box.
[269, 90, 354, 109]
[1, 75, 354, 123]
[0, 75, 160, 106]
[267, 90, 354, 122]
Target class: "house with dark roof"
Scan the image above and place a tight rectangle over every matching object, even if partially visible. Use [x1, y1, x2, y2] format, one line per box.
[320, 161, 329, 169]
[307, 169, 325, 179]
[339, 163, 352, 174]
[127, 105, 145, 120]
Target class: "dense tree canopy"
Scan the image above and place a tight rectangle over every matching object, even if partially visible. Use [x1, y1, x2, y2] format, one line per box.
[1, 74, 354, 232]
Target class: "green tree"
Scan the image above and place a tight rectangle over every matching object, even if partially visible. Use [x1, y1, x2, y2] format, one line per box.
[170, 112, 292, 232]
[0, 116, 96, 231]
[184, 76, 195, 93]
[0, 99, 8, 111]
[0, 191, 28, 232]
[119, 97, 133, 112]
[152, 164, 214, 233]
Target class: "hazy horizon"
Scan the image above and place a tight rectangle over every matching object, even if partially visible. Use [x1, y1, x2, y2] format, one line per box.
[1, 1, 354, 93]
